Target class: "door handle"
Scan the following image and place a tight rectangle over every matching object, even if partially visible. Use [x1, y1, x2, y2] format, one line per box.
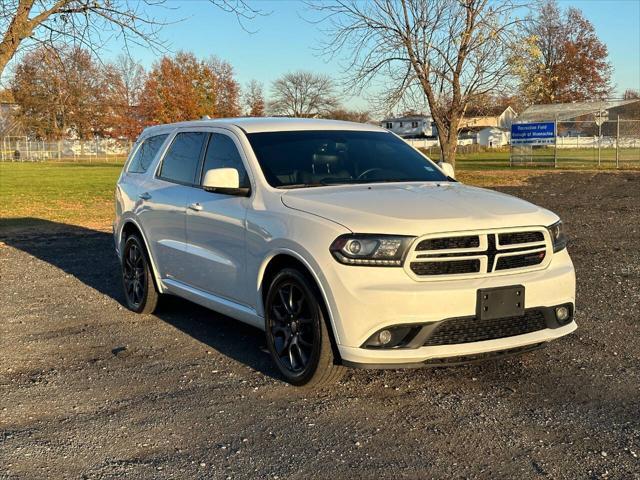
[188, 202, 203, 212]
[138, 192, 151, 200]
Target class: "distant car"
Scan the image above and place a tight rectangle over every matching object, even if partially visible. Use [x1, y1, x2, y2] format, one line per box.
[114, 118, 576, 387]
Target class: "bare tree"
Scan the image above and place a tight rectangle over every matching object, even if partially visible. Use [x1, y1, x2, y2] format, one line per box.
[244, 79, 265, 116]
[111, 54, 146, 109]
[623, 89, 639, 100]
[269, 71, 340, 117]
[208, 55, 241, 118]
[0, 0, 261, 76]
[102, 54, 146, 139]
[311, 0, 524, 165]
[322, 108, 371, 123]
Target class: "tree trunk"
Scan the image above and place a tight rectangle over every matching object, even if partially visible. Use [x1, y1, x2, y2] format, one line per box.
[0, 0, 36, 76]
[435, 115, 461, 168]
[440, 135, 458, 167]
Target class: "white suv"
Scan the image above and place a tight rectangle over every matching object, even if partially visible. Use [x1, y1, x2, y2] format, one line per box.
[114, 118, 576, 386]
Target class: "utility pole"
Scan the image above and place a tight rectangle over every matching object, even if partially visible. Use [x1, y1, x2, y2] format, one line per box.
[597, 120, 601, 167]
[616, 116, 620, 169]
[554, 117, 558, 168]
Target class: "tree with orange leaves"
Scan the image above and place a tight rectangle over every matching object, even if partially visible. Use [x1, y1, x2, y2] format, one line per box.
[140, 52, 240, 125]
[516, 0, 611, 104]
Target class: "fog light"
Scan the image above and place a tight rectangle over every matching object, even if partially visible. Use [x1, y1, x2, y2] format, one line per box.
[555, 306, 570, 323]
[378, 329, 392, 345]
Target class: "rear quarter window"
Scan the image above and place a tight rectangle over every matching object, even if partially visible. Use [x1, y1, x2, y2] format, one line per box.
[127, 134, 169, 174]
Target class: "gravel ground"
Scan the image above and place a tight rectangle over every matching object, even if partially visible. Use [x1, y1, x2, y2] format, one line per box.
[1, 171, 639, 479]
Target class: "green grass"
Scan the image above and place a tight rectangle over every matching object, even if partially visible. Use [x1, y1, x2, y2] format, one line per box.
[1, 152, 638, 234]
[0, 161, 124, 232]
[423, 147, 640, 170]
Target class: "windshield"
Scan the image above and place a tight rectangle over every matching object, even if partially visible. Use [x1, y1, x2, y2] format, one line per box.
[245, 130, 448, 188]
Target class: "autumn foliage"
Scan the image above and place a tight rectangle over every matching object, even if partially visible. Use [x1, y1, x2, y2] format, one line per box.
[11, 47, 108, 140]
[10, 49, 242, 140]
[5, 0, 618, 144]
[141, 52, 240, 126]
[515, 0, 611, 104]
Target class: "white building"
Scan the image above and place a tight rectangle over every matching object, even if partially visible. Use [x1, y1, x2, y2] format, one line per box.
[458, 126, 510, 147]
[460, 106, 518, 130]
[380, 115, 435, 138]
[477, 127, 510, 147]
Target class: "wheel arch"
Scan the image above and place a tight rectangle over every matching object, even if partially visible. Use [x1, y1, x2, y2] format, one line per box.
[119, 219, 164, 294]
[258, 251, 342, 353]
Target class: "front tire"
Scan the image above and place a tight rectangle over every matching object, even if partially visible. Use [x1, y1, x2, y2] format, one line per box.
[121, 234, 159, 314]
[265, 268, 343, 387]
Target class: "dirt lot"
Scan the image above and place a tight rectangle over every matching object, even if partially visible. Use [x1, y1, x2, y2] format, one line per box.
[1, 171, 639, 479]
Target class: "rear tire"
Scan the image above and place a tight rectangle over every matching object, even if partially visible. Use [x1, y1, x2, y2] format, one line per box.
[121, 234, 159, 314]
[265, 268, 344, 387]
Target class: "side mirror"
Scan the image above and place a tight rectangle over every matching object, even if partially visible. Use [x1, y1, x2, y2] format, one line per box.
[202, 168, 250, 196]
[438, 161, 455, 180]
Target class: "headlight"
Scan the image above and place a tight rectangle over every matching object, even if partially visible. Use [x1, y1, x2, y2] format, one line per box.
[547, 220, 568, 252]
[330, 234, 415, 266]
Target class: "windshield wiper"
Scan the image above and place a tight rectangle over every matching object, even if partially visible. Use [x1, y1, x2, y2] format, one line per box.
[337, 178, 434, 185]
[278, 183, 328, 190]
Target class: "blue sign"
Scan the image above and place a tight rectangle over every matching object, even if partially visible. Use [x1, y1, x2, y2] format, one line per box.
[511, 122, 556, 145]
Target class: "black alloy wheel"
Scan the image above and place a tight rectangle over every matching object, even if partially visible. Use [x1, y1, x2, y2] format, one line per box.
[122, 234, 159, 314]
[265, 268, 343, 387]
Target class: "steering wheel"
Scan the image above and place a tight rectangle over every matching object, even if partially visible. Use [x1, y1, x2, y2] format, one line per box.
[357, 168, 384, 180]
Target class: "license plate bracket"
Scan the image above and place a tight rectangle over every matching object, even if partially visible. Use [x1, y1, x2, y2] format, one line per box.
[477, 285, 525, 320]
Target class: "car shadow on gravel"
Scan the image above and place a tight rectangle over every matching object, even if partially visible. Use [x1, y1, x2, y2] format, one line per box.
[0, 218, 280, 381]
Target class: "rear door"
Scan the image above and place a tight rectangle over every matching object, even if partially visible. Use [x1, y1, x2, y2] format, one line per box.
[138, 131, 208, 283]
[184, 131, 252, 305]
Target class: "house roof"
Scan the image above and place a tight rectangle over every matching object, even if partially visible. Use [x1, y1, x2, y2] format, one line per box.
[518, 99, 639, 122]
[460, 126, 509, 134]
[380, 115, 431, 122]
[464, 105, 514, 118]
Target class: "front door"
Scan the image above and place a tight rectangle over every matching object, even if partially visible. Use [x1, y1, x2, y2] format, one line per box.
[184, 131, 251, 306]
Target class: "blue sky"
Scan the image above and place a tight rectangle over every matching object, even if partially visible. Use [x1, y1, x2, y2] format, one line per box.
[96, 0, 640, 109]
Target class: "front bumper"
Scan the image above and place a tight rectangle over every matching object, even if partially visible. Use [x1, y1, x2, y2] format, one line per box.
[321, 248, 576, 366]
[339, 321, 576, 366]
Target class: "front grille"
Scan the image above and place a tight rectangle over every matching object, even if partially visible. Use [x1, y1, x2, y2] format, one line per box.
[499, 231, 544, 245]
[410, 259, 480, 276]
[415, 235, 480, 251]
[424, 310, 547, 346]
[496, 251, 546, 270]
[406, 229, 549, 278]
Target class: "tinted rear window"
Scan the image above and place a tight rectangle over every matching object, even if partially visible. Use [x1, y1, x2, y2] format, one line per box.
[158, 132, 207, 185]
[127, 134, 168, 173]
[246, 130, 446, 188]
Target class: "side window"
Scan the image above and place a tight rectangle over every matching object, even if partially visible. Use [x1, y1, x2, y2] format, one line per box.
[127, 134, 168, 173]
[201, 133, 249, 188]
[158, 132, 207, 185]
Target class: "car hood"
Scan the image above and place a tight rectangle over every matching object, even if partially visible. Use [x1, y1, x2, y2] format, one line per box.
[281, 182, 558, 235]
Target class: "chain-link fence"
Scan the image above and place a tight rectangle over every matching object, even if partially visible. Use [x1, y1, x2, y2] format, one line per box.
[0, 137, 131, 163]
[510, 118, 640, 168]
